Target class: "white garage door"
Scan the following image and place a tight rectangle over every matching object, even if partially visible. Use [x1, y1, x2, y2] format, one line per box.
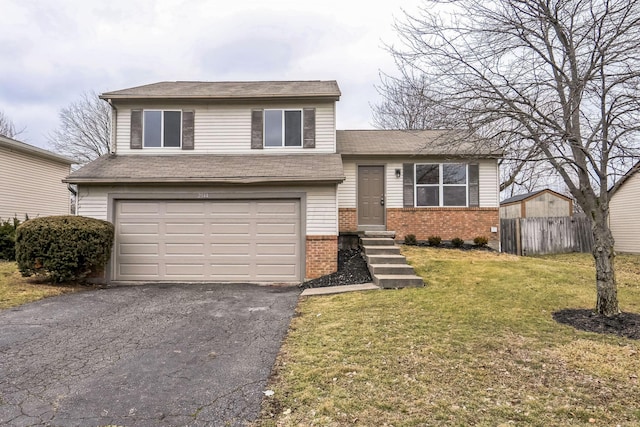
[114, 199, 301, 282]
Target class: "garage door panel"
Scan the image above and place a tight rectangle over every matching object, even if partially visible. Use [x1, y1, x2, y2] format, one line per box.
[119, 243, 159, 255]
[115, 199, 301, 282]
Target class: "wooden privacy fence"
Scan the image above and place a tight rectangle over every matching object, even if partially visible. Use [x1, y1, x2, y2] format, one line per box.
[500, 217, 594, 255]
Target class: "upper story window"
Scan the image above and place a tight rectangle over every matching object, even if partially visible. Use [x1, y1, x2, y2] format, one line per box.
[143, 110, 182, 148]
[415, 163, 467, 207]
[264, 109, 303, 147]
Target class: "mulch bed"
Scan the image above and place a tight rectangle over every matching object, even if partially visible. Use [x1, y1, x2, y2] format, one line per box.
[300, 248, 372, 289]
[553, 309, 640, 340]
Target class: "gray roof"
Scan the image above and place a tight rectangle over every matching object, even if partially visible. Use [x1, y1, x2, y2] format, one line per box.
[64, 154, 345, 184]
[501, 189, 570, 205]
[100, 81, 341, 101]
[0, 135, 74, 164]
[336, 130, 502, 157]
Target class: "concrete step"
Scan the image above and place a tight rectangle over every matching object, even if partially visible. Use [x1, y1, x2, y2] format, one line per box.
[374, 274, 424, 289]
[364, 230, 396, 238]
[362, 245, 400, 255]
[365, 254, 407, 264]
[360, 237, 394, 246]
[368, 264, 415, 275]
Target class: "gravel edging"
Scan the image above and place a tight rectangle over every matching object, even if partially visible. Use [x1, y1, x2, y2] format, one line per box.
[300, 248, 372, 289]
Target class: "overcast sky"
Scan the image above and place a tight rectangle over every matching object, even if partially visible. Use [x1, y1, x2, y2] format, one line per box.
[0, 0, 423, 150]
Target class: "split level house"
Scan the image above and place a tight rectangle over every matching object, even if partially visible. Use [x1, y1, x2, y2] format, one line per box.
[65, 80, 501, 283]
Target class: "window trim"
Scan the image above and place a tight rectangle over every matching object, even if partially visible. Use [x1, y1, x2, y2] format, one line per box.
[414, 163, 468, 207]
[143, 109, 183, 148]
[263, 109, 303, 148]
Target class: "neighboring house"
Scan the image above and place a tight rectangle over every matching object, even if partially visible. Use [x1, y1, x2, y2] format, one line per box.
[500, 189, 573, 219]
[0, 134, 73, 219]
[609, 163, 640, 254]
[64, 80, 501, 284]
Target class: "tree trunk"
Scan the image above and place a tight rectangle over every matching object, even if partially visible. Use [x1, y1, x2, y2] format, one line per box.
[592, 221, 619, 317]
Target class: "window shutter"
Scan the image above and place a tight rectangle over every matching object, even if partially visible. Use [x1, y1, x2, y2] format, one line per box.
[303, 108, 316, 148]
[182, 110, 194, 150]
[403, 163, 415, 207]
[130, 109, 143, 149]
[469, 163, 480, 207]
[251, 109, 263, 149]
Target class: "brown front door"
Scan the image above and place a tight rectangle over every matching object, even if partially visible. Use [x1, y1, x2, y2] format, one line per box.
[358, 165, 385, 226]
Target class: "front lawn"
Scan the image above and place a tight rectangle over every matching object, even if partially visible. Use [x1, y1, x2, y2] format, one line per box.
[257, 248, 640, 426]
[0, 261, 84, 309]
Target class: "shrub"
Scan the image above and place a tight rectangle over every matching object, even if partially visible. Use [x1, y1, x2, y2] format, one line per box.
[15, 216, 114, 283]
[404, 234, 417, 245]
[473, 236, 489, 247]
[427, 235, 442, 247]
[451, 237, 465, 248]
[0, 217, 21, 261]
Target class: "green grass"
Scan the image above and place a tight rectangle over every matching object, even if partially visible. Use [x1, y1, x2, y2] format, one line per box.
[0, 261, 84, 309]
[257, 248, 640, 426]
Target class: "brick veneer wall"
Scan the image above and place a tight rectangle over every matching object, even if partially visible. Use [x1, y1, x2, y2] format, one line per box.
[338, 208, 357, 232]
[306, 235, 338, 279]
[386, 208, 499, 242]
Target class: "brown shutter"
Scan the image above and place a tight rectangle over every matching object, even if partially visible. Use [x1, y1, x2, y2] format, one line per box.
[468, 163, 479, 207]
[182, 110, 194, 150]
[303, 108, 315, 148]
[403, 163, 414, 207]
[251, 109, 263, 149]
[130, 109, 143, 149]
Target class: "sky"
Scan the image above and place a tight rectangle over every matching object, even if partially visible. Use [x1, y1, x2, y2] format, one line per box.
[0, 0, 424, 150]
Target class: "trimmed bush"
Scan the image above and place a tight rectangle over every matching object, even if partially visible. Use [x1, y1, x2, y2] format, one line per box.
[404, 234, 417, 245]
[427, 235, 442, 247]
[16, 216, 114, 283]
[451, 237, 465, 248]
[473, 236, 489, 247]
[0, 217, 21, 261]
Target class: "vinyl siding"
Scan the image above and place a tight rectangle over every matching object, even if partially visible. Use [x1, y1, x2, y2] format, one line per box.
[76, 184, 337, 235]
[610, 172, 640, 253]
[337, 158, 499, 209]
[0, 145, 70, 219]
[114, 102, 336, 154]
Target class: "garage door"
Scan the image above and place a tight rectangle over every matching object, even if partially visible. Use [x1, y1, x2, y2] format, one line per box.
[114, 200, 301, 282]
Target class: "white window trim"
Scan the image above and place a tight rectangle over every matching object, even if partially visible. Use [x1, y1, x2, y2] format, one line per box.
[143, 110, 183, 148]
[414, 163, 468, 207]
[263, 109, 303, 148]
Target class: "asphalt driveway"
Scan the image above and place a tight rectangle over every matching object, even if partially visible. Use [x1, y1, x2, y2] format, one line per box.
[0, 283, 300, 426]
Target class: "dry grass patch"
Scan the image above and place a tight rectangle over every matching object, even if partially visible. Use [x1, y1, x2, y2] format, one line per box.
[0, 261, 86, 309]
[258, 248, 640, 426]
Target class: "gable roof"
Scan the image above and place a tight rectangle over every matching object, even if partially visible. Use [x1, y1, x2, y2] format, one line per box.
[64, 153, 345, 184]
[0, 134, 74, 165]
[501, 189, 571, 205]
[609, 160, 640, 197]
[100, 81, 341, 101]
[336, 130, 502, 157]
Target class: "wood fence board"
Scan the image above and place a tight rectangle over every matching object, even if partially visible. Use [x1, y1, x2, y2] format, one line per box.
[500, 217, 593, 255]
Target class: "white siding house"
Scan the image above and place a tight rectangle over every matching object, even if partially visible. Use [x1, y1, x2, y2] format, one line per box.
[0, 135, 73, 219]
[610, 164, 640, 253]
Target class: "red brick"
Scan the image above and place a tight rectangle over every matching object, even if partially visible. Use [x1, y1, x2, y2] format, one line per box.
[338, 208, 357, 232]
[306, 235, 338, 279]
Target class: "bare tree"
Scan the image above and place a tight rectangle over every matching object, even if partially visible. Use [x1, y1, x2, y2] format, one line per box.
[0, 109, 25, 139]
[386, 0, 640, 316]
[49, 91, 111, 164]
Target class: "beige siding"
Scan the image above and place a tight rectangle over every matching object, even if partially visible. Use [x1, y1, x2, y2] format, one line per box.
[500, 204, 521, 219]
[336, 158, 500, 209]
[76, 184, 337, 236]
[610, 172, 640, 253]
[0, 145, 70, 219]
[524, 193, 571, 217]
[115, 101, 336, 154]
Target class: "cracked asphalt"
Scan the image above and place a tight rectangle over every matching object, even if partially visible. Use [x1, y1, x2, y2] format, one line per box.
[0, 283, 300, 426]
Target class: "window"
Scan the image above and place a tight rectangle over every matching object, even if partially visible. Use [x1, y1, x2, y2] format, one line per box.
[415, 163, 468, 206]
[264, 109, 302, 147]
[143, 110, 182, 148]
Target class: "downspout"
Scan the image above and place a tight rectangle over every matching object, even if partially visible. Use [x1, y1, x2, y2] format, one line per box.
[67, 183, 77, 215]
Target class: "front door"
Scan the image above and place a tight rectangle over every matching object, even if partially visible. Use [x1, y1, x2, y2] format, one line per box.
[357, 165, 385, 226]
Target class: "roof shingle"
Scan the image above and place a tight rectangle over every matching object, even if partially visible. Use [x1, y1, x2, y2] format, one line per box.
[64, 154, 345, 184]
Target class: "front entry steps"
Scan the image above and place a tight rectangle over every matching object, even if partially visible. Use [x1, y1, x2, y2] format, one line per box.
[361, 231, 424, 289]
